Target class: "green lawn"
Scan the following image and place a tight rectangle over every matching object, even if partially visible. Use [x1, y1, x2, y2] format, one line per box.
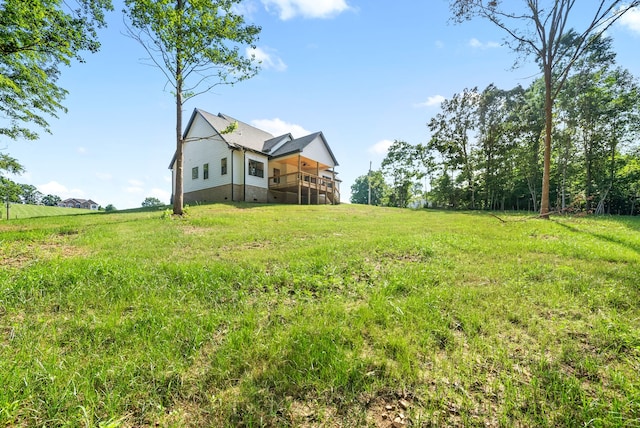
[0, 203, 97, 220]
[0, 204, 638, 427]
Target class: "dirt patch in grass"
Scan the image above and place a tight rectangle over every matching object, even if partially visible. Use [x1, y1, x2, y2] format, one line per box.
[0, 238, 88, 269]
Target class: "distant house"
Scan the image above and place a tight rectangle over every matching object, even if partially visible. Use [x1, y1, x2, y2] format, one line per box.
[169, 109, 340, 205]
[60, 198, 99, 210]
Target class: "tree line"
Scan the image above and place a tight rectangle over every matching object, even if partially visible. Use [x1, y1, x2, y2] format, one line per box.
[351, 34, 640, 215]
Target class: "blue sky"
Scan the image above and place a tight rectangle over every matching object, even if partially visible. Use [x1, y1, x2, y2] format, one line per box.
[5, 0, 640, 209]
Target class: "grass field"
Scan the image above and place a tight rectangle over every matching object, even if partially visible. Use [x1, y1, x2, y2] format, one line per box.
[0, 203, 97, 220]
[0, 204, 638, 427]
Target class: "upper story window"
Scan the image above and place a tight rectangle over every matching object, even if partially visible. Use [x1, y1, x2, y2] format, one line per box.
[203, 163, 209, 179]
[192, 166, 199, 180]
[221, 157, 228, 175]
[248, 159, 264, 178]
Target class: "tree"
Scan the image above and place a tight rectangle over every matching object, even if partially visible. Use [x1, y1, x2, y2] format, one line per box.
[381, 140, 425, 208]
[427, 88, 479, 208]
[19, 184, 42, 205]
[450, 0, 640, 218]
[123, 0, 261, 215]
[141, 196, 164, 207]
[0, 0, 112, 142]
[42, 194, 62, 206]
[104, 204, 116, 212]
[350, 170, 389, 205]
[0, 154, 23, 205]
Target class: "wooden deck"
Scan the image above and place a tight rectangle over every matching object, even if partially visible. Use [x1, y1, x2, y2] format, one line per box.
[268, 172, 340, 204]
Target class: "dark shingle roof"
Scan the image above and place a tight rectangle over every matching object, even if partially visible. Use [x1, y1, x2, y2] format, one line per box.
[196, 110, 274, 152]
[263, 134, 293, 153]
[271, 132, 339, 166]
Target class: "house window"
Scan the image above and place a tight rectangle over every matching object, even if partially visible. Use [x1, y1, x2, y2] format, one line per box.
[203, 163, 209, 179]
[273, 168, 280, 184]
[221, 158, 228, 175]
[248, 160, 264, 178]
[192, 166, 199, 180]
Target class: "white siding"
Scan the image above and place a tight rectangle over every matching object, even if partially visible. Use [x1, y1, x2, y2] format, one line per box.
[245, 152, 269, 188]
[182, 114, 233, 194]
[303, 136, 335, 167]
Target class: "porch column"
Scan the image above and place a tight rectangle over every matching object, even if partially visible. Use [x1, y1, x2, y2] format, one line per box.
[297, 154, 301, 205]
[316, 161, 320, 205]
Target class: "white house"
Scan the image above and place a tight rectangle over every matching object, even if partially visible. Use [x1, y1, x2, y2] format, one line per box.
[169, 109, 340, 205]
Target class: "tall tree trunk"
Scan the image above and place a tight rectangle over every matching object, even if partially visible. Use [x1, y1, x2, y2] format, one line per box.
[173, 81, 184, 215]
[173, 0, 184, 215]
[541, 64, 553, 219]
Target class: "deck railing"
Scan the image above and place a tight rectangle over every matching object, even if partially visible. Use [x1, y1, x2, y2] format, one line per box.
[268, 172, 340, 204]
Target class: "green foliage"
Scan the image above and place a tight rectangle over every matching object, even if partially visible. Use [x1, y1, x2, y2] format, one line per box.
[41, 194, 62, 206]
[123, 0, 261, 215]
[381, 140, 429, 208]
[0, 0, 113, 141]
[104, 204, 116, 212]
[141, 196, 164, 207]
[350, 169, 389, 205]
[0, 204, 638, 425]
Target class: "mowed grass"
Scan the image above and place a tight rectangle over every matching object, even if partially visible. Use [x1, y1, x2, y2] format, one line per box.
[0, 204, 638, 427]
[1, 204, 95, 220]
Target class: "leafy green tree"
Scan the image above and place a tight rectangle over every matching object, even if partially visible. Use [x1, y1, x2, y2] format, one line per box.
[0, 154, 23, 205]
[18, 184, 42, 205]
[0, 0, 112, 142]
[0, 177, 20, 204]
[381, 140, 426, 208]
[427, 87, 479, 209]
[42, 194, 62, 206]
[350, 170, 389, 205]
[450, 0, 640, 218]
[104, 204, 116, 212]
[0, 153, 23, 175]
[141, 196, 164, 207]
[123, 0, 261, 215]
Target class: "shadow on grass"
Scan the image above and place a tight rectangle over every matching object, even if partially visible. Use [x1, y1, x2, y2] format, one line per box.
[553, 220, 640, 254]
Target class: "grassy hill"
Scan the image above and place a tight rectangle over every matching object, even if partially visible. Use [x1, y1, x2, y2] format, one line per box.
[1, 204, 638, 427]
[0, 203, 98, 220]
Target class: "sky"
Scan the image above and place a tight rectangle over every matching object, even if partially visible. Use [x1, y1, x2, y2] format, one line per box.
[4, 0, 640, 209]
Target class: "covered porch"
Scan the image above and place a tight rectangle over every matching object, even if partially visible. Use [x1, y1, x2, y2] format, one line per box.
[268, 154, 340, 205]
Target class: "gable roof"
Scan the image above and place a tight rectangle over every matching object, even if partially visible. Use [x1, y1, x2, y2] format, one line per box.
[194, 109, 274, 152]
[262, 133, 293, 153]
[271, 132, 339, 166]
[172, 108, 338, 168]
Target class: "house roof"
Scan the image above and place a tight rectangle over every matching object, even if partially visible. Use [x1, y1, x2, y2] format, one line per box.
[196, 109, 274, 152]
[271, 132, 339, 166]
[171, 108, 338, 168]
[262, 133, 293, 153]
[62, 198, 97, 204]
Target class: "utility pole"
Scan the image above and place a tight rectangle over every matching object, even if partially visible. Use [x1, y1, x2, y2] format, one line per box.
[367, 161, 371, 205]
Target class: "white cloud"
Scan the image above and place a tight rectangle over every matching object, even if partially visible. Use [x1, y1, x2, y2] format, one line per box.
[469, 38, 501, 49]
[251, 118, 311, 138]
[37, 181, 85, 198]
[128, 179, 144, 187]
[149, 188, 171, 204]
[414, 95, 445, 108]
[247, 47, 287, 71]
[77, 147, 88, 154]
[368, 139, 393, 155]
[619, 6, 640, 34]
[261, 0, 350, 20]
[232, 0, 260, 18]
